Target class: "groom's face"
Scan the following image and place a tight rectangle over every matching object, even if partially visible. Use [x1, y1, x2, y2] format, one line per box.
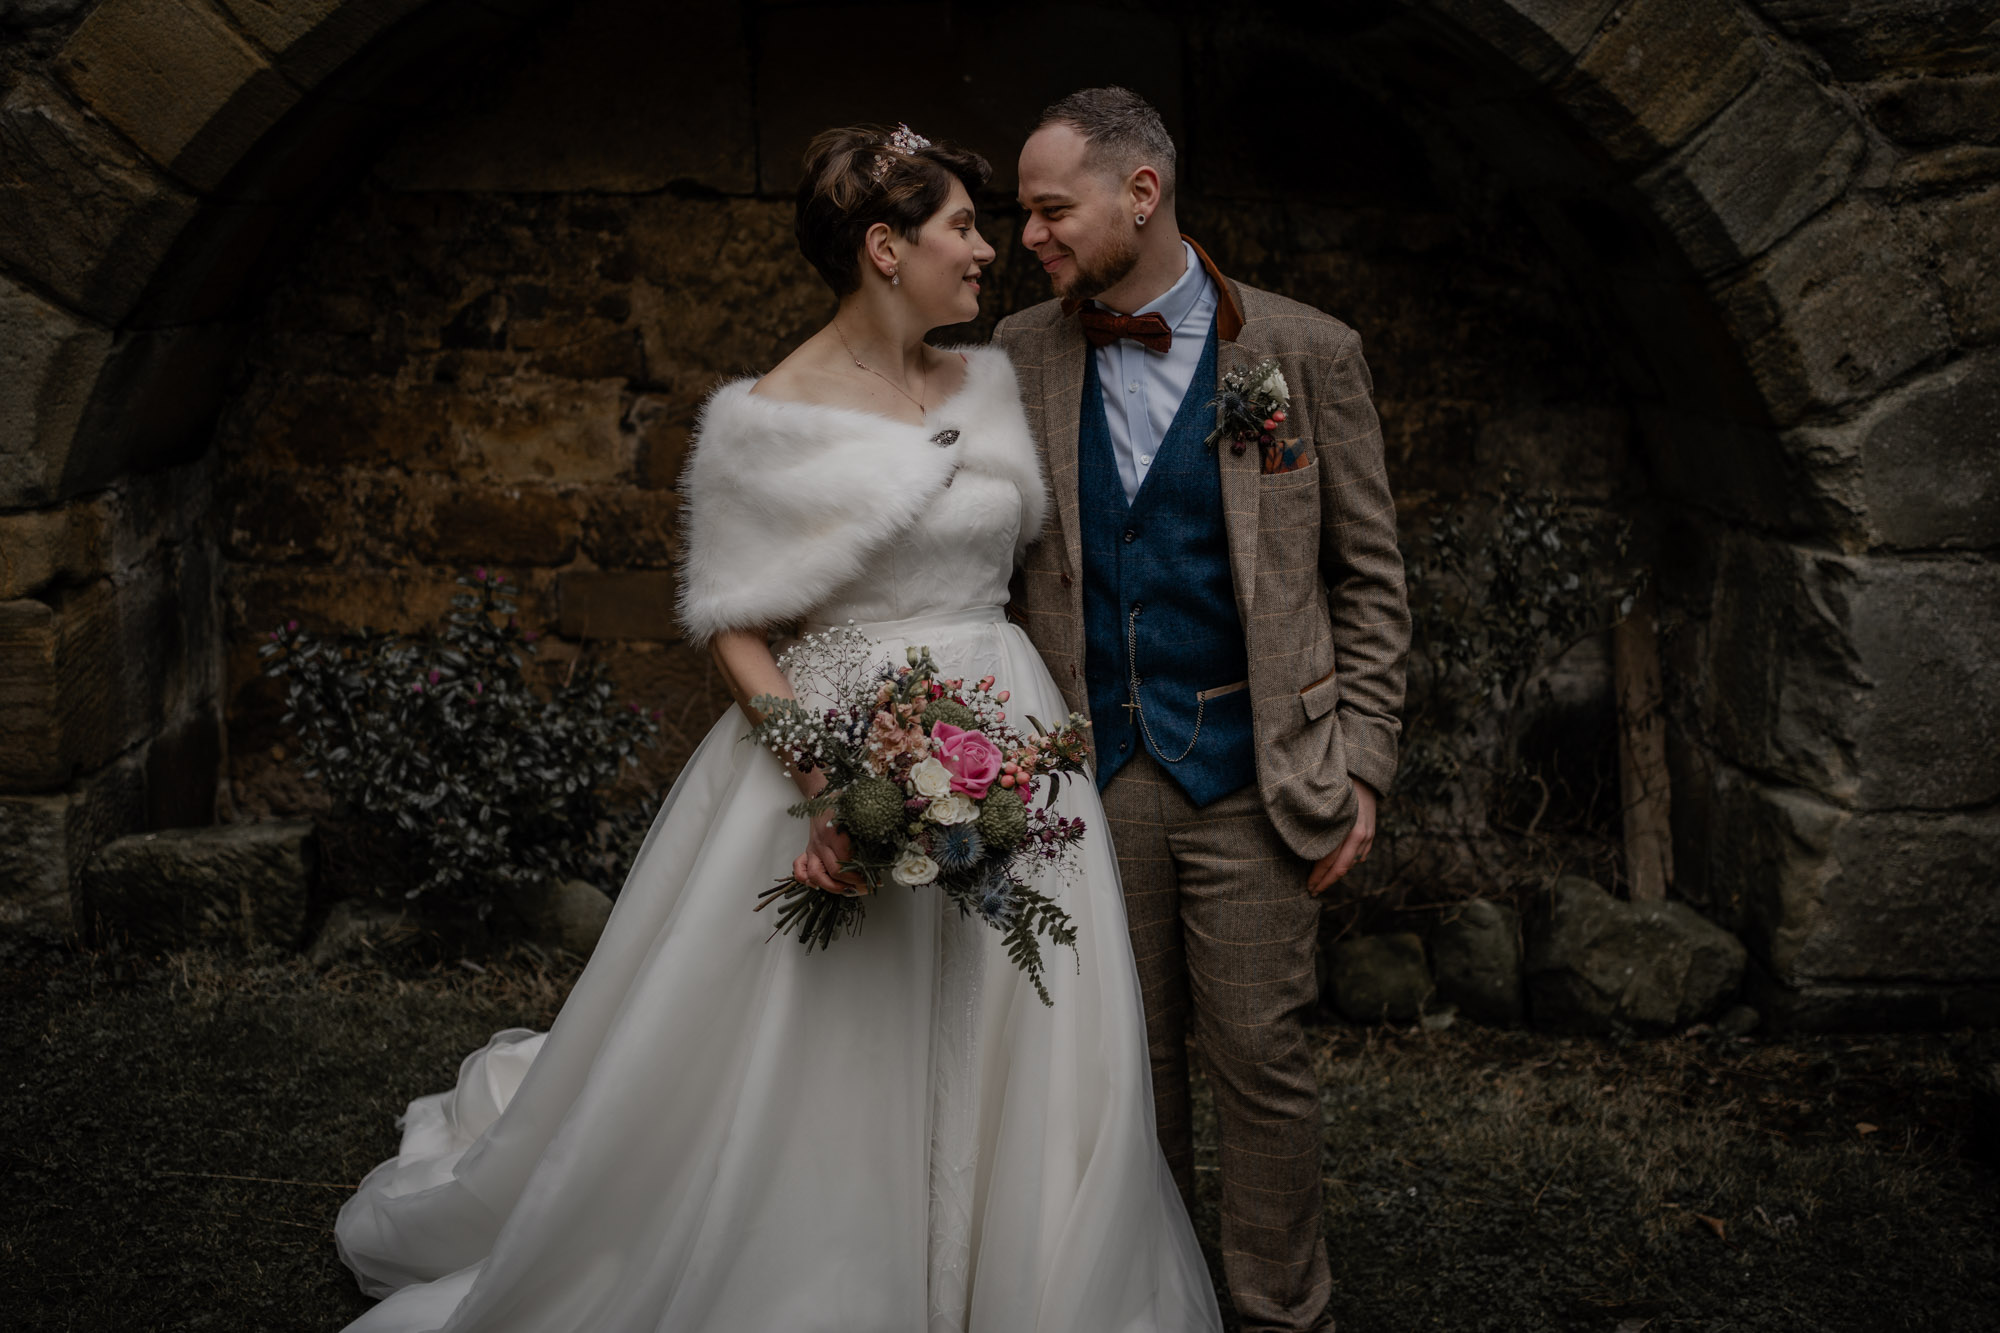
[1017, 124, 1140, 304]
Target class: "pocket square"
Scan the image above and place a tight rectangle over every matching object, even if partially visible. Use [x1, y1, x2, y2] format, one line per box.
[1260, 437, 1311, 475]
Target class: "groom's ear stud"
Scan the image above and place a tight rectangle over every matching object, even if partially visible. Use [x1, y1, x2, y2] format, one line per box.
[1135, 214, 1147, 226]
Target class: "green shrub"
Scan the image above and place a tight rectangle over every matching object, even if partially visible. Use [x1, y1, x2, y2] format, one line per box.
[259, 570, 658, 917]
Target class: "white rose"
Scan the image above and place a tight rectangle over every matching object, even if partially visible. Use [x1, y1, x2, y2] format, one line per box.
[926, 793, 978, 825]
[1260, 365, 1290, 406]
[910, 756, 953, 799]
[892, 846, 940, 886]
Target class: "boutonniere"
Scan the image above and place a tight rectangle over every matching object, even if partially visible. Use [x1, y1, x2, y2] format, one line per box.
[1204, 358, 1290, 455]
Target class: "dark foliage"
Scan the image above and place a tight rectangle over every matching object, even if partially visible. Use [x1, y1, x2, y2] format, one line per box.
[259, 570, 658, 918]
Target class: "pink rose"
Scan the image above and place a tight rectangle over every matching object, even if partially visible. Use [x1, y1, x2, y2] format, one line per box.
[931, 723, 1002, 799]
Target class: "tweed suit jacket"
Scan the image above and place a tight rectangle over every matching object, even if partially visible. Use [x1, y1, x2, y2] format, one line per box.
[995, 243, 1410, 861]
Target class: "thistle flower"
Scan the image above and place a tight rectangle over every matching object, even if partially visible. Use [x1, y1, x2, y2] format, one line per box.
[934, 822, 983, 872]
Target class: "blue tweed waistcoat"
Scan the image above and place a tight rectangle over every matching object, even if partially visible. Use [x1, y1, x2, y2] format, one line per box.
[1079, 325, 1256, 805]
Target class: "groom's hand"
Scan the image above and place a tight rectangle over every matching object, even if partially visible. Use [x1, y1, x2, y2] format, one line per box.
[1307, 779, 1378, 897]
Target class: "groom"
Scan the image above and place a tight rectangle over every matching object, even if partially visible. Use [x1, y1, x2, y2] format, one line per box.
[995, 88, 1409, 1332]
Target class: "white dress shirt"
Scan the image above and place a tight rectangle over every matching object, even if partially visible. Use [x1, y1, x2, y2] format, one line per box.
[1092, 240, 1219, 503]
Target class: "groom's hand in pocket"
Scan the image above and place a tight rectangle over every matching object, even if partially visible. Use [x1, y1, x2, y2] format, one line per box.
[1307, 779, 1377, 897]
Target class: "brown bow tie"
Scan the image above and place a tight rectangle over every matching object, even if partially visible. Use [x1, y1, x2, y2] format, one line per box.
[1078, 308, 1172, 353]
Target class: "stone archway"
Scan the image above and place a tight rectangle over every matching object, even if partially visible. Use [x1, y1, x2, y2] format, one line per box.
[1, 0, 1993, 1025]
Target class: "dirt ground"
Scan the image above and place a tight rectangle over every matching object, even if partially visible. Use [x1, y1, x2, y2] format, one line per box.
[3, 924, 1995, 1332]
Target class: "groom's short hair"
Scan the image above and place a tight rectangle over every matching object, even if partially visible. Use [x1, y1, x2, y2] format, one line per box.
[1035, 87, 1177, 201]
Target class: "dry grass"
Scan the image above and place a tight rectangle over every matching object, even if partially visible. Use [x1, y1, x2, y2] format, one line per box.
[3, 926, 1994, 1332]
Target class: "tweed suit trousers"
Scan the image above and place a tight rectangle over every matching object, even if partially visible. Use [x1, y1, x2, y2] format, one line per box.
[1099, 750, 1332, 1333]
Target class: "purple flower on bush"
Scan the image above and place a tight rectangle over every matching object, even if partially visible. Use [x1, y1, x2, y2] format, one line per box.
[474, 567, 486, 581]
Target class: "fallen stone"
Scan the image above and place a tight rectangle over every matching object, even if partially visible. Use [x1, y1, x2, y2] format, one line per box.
[305, 897, 416, 969]
[1525, 877, 1747, 1032]
[529, 877, 612, 958]
[1432, 900, 1525, 1026]
[79, 820, 315, 951]
[1715, 1003, 1761, 1038]
[1331, 931, 1433, 1025]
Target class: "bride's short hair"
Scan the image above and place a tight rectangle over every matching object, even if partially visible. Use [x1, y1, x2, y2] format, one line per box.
[796, 126, 991, 295]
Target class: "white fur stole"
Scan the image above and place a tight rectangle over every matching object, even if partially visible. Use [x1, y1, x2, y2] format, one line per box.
[675, 344, 1048, 644]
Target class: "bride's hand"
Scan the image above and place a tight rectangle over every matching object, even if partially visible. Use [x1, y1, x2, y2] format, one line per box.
[795, 810, 869, 896]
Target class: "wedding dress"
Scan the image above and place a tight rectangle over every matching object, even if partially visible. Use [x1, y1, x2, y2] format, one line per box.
[332, 345, 1225, 1333]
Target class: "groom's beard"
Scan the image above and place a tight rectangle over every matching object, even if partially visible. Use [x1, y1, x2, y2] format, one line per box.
[1053, 233, 1141, 304]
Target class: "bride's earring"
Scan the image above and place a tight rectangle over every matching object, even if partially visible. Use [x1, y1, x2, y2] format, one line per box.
[890, 267, 900, 286]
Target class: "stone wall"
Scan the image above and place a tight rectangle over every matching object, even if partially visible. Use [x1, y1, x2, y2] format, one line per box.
[1, 0, 1994, 1027]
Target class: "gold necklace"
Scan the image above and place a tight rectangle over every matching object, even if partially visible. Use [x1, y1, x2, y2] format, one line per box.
[834, 321, 927, 417]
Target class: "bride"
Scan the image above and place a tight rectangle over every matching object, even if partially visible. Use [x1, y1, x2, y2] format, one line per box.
[332, 124, 1224, 1333]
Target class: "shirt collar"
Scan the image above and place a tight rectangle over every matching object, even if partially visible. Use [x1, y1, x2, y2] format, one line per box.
[1068, 236, 1241, 341]
[1123, 240, 1210, 333]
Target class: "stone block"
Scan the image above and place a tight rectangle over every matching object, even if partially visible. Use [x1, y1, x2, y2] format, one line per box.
[1636, 63, 1867, 277]
[1406, 0, 1620, 85]
[373, 0, 754, 194]
[1919, 184, 2000, 347]
[0, 493, 112, 600]
[1524, 876, 1746, 1031]
[216, 470, 345, 564]
[1842, 556, 2000, 809]
[1862, 73, 2000, 146]
[1715, 198, 1952, 429]
[417, 483, 579, 567]
[213, 0, 429, 88]
[1431, 899, 1524, 1025]
[0, 73, 201, 324]
[580, 486, 681, 569]
[78, 819, 316, 950]
[1704, 536, 2000, 809]
[1, 1, 94, 25]
[0, 749, 146, 927]
[1784, 348, 2000, 550]
[55, 0, 302, 191]
[454, 379, 633, 485]
[1330, 932, 1433, 1024]
[0, 793, 71, 925]
[0, 275, 112, 508]
[1708, 769, 2000, 988]
[626, 393, 694, 491]
[0, 585, 122, 790]
[556, 570, 682, 641]
[1890, 144, 2000, 194]
[1703, 536, 1864, 800]
[1555, 0, 1763, 163]
[1756, 0, 2000, 80]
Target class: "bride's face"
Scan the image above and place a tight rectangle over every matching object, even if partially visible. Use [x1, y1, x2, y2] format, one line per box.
[893, 180, 997, 326]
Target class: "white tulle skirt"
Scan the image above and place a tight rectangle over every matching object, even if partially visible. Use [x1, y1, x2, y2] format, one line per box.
[332, 605, 1223, 1333]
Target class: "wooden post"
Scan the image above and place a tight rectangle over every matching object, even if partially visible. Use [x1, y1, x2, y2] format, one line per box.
[1614, 584, 1672, 902]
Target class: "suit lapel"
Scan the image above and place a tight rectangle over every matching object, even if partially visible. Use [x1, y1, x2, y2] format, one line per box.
[1041, 315, 1088, 590]
[1216, 307, 1261, 621]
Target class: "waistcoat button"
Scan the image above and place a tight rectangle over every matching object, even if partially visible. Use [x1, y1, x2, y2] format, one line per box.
[1123, 528, 1137, 543]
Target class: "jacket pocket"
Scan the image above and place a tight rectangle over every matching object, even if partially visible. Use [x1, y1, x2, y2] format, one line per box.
[1299, 667, 1341, 720]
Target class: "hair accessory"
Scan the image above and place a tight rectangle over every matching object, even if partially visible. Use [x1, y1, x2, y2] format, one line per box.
[869, 122, 934, 181]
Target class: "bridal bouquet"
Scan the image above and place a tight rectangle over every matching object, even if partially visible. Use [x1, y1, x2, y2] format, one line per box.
[748, 625, 1092, 1004]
